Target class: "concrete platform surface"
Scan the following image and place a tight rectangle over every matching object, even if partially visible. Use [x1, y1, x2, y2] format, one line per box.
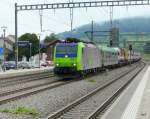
[136, 66, 150, 119]
[0, 66, 54, 79]
[101, 64, 150, 119]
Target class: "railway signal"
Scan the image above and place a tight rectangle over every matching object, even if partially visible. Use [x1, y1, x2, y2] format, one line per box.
[129, 44, 133, 51]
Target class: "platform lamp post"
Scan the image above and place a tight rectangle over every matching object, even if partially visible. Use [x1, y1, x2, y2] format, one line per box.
[129, 44, 132, 65]
[37, 34, 41, 68]
[29, 43, 32, 61]
[1, 26, 7, 72]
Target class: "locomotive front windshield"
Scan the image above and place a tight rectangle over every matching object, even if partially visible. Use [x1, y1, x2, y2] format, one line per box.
[56, 45, 77, 53]
[56, 44, 77, 57]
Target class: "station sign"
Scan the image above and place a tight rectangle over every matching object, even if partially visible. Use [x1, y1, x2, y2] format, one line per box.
[40, 44, 46, 49]
[18, 41, 30, 47]
[0, 48, 4, 60]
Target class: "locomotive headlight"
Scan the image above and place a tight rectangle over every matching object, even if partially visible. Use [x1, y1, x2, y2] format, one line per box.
[73, 63, 76, 66]
[56, 63, 59, 66]
[65, 55, 68, 58]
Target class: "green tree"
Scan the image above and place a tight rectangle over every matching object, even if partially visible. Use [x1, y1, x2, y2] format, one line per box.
[18, 33, 39, 61]
[44, 33, 58, 43]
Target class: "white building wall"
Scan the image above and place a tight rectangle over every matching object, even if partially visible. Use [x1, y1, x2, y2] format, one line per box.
[0, 39, 13, 51]
[0, 40, 4, 47]
[7, 35, 15, 43]
[5, 43, 13, 51]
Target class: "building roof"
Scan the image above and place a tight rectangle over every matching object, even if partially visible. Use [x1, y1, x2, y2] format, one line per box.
[45, 40, 61, 47]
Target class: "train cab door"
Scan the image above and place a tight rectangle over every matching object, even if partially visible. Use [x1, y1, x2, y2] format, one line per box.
[82, 48, 86, 70]
[101, 49, 104, 67]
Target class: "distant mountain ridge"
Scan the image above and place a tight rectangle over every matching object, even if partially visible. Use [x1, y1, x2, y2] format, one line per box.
[58, 17, 150, 40]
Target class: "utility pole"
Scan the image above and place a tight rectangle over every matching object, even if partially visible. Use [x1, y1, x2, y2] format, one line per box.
[15, 0, 150, 57]
[1, 26, 7, 72]
[110, 6, 113, 28]
[69, 0, 74, 31]
[38, 34, 41, 68]
[129, 44, 132, 65]
[109, 6, 113, 47]
[91, 20, 94, 42]
[39, 10, 43, 32]
[29, 43, 32, 61]
[123, 39, 127, 48]
[84, 21, 94, 42]
[15, 3, 18, 69]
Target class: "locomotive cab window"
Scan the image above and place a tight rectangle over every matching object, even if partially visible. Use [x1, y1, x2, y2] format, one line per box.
[55, 44, 78, 58]
[56, 45, 77, 54]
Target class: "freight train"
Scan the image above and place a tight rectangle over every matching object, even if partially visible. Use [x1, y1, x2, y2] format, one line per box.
[54, 41, 141, 76]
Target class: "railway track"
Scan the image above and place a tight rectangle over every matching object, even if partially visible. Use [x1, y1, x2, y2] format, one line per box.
[0, 70, 53, 80]
[0, 71, 66, 104]
[0, 79, 77, 104]
[0, 69, 88, 105]
[46, 62, 145, 119]
[0, 62, 142, 108]
[0, 72, 54, 87]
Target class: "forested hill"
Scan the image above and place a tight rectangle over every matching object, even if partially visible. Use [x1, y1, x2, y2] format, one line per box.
[58, 17, 150, 40]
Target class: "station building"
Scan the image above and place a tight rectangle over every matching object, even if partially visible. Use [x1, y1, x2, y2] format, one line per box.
[0, 35, 15, 60]
[44, 40, 60, 61]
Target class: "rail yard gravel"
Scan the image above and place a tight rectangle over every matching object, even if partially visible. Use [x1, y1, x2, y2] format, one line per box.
[0, 77, 57, 96]
[0, 63, 140, 119]
[58, 65, 142, 119]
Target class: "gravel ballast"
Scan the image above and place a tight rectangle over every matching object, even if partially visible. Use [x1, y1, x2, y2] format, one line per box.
[58, 65, 142, 119]
[0, 63, 139, 119]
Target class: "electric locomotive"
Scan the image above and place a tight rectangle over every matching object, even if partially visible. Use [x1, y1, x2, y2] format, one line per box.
[54, 41, 141, 76]
[54, 42, 118, 76]
[54, 42, 79, 75]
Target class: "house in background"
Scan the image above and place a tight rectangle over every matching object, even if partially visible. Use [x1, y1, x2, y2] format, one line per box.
[45, 40, 60, 61]
[0, 35, 15, 60]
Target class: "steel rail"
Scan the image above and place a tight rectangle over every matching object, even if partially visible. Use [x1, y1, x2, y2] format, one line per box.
[0, 62, 142, 110]
[0, 70, 53, 80]
[87, 62, 145, 119]
[46, 62, 144, 119]
[0, 79, 76, 105]
[0, 71, 87, 105]
[0, 78, 58, 97]
[0, 73, 54, 87]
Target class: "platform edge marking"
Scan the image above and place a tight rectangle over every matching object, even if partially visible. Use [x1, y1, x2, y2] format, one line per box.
[121, 66, 150, 119]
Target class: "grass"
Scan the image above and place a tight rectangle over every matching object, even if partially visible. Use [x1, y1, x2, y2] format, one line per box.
[0, 107, 38, 116]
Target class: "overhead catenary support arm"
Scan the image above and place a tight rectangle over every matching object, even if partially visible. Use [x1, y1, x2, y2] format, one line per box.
[16, 0, 150, 11]
[14, 0, 150, 69]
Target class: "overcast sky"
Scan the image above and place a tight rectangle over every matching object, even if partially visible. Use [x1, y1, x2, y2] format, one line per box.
[1, 0, 150, 39]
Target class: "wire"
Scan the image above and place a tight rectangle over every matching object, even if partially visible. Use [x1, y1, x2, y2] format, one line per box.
[42, 14, 70, 27]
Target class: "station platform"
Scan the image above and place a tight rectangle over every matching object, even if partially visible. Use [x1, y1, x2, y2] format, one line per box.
[101, 63, 150, 119]
[0, 66, 54, 79]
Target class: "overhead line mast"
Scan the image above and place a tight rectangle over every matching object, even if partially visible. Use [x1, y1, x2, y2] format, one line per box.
[39, 10, 43, 32]
[110, 6, 113, 28]
[15, 0, 150, 68]
[69, 0, 74, 31]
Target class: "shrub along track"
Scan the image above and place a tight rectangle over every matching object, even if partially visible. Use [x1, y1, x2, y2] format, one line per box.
[46, 62, 145, 119]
